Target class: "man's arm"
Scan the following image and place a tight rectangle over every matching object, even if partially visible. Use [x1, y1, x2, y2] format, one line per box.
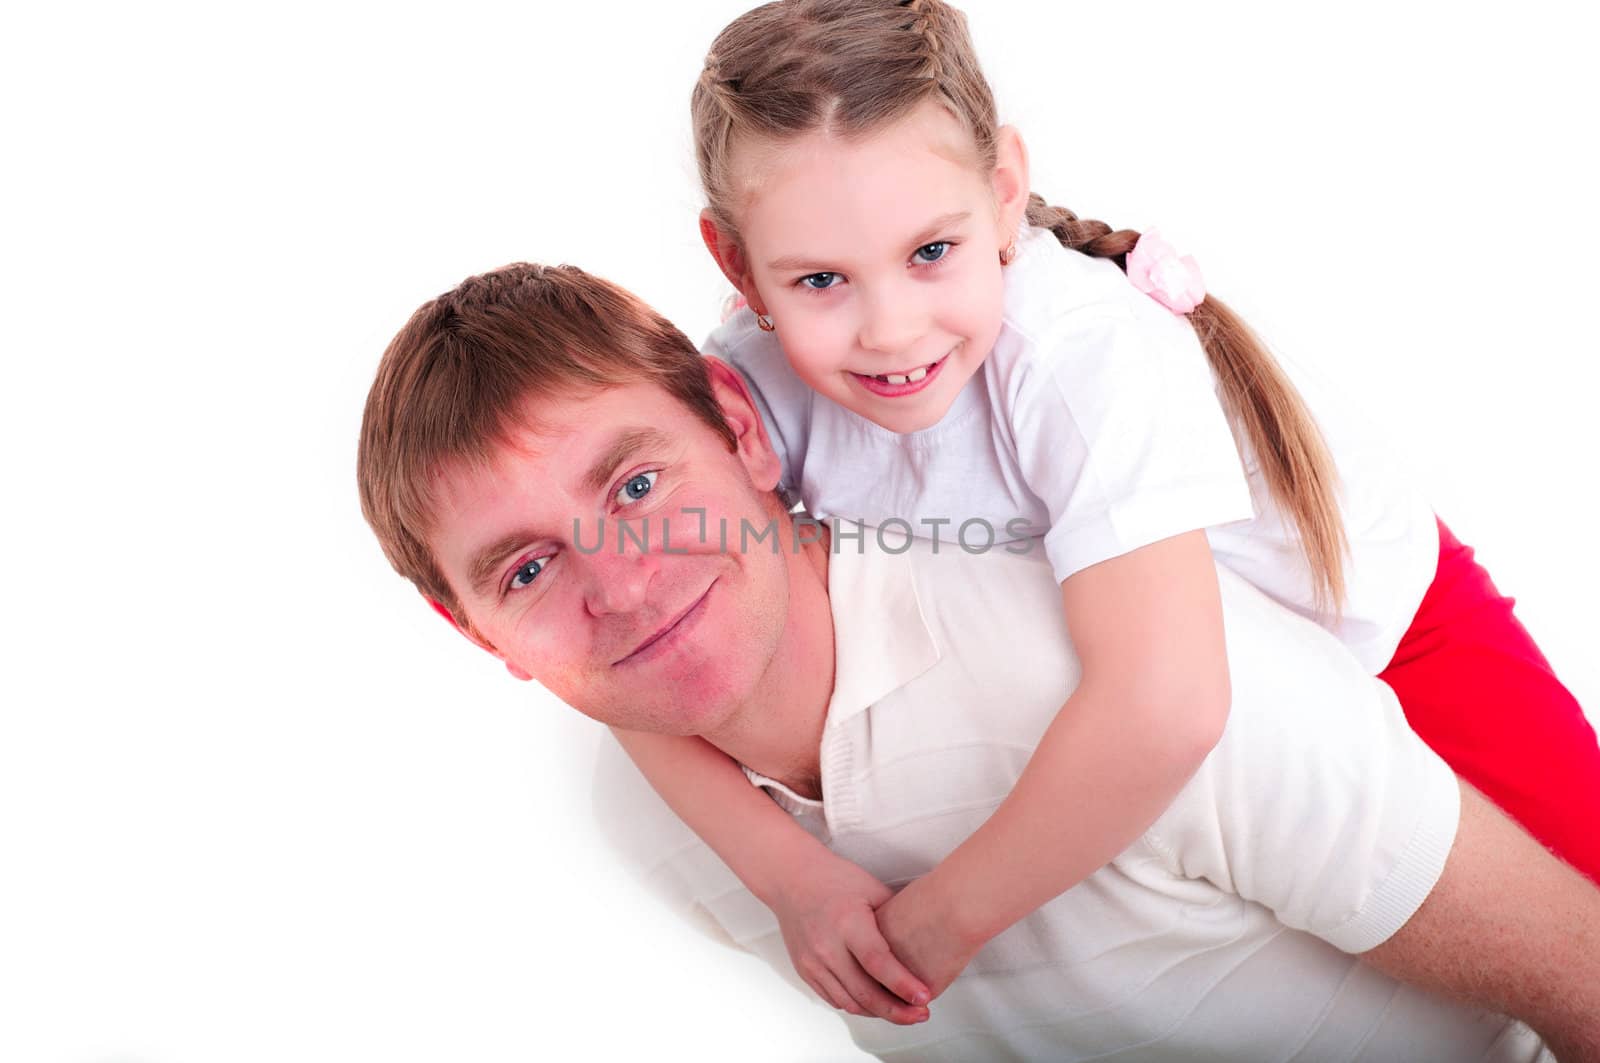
[1363, 780, 1600, 1060]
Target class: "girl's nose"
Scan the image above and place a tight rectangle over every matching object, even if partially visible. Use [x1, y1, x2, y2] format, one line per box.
[857, 292, 921, 357]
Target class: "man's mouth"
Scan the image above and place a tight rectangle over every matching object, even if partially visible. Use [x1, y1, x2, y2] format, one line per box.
[851, 354, 949, 397]
[613, 581, 715, 666]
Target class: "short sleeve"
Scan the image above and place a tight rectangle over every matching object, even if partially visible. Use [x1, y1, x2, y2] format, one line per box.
[1142, 569, 1461, 954]
[1005, 299, 1256, 583]
[702, 309, 811, 509]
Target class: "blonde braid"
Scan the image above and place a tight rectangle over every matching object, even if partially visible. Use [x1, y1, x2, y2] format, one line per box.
[692, 53, 743, 232]
[901, 0, 944, 83]
[697, 54, 734, 114]
[1025, 189, 1348, 610]
[1024, 194, 1141, 264]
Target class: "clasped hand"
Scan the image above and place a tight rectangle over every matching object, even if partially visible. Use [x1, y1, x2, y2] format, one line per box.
[771, 855, 981, 1025]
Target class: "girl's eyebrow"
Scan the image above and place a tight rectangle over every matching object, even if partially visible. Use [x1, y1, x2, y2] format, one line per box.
[765, 211, 971, 271]
[767, 252, 839, 272]
[907, 210, 971, 248]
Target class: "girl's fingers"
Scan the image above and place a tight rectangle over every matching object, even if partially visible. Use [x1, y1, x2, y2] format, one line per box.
[848, 927, 932, 1007]
[834, 954, 930, 1026]
[810, 970, 867, 1017]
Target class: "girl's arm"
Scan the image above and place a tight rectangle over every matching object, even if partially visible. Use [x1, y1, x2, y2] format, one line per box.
[609, 727, 931, 1023]
[876, 529, 1231, 995]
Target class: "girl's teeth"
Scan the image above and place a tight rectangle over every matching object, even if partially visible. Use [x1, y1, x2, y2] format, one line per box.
[867, 362, 936, 386]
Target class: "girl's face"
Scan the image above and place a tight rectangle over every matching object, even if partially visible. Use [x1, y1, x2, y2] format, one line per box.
[718, 101, 1029, 434]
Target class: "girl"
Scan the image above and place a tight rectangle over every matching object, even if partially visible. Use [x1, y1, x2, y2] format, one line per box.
[614, 0, 1600, 1026]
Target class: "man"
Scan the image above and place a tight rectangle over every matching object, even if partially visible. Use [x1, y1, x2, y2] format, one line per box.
[358, 263, 1600, 1061]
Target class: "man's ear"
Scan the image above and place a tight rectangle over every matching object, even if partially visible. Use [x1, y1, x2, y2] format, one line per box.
[704, 356, 782, 492]
[424, 595, 534, 682]
[992, 125, 1032, 247]
[699, 210, 767, 315]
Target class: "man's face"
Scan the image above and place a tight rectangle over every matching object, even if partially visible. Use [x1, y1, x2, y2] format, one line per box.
[428, 379, 794, 735]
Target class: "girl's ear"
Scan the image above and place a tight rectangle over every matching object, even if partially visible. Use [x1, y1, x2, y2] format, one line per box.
[699, 210, 766, 312]
[992, 125, 1032, 245]
[703, 355, 783, 492]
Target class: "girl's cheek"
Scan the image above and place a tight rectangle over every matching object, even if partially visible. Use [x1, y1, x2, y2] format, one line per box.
[780, 342, 825, 382]
[798, 353, 842, 388]
[791, 324, 848, 370]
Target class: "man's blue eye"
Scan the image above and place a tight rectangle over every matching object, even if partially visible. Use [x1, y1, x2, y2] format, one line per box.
[800, 272, 839, 290]
[510, 557, 545, 590]
[617, 470, 658, 504]
[914, 242, 948, 264]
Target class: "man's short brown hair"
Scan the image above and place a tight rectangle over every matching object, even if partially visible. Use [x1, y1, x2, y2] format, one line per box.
[357, 263, 735, 620]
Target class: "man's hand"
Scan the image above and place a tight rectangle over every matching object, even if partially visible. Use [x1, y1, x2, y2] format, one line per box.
[771, 853, 931, 1025]
[874, 875, 984, 1001]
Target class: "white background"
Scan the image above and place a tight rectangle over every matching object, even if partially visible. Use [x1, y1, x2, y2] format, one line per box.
[2, 2, 1596, 1061]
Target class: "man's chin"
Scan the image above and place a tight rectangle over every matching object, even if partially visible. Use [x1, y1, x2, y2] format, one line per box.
[585, 668, 751, 738]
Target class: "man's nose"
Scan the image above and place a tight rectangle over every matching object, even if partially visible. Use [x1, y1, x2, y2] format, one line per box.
[857, 286, 921, 356]
[582, 521, 659, 617]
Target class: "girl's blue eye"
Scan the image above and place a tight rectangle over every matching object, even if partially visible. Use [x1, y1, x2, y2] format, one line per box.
[617, 470, 658, 504]
[799, 272, 839, 290]
[914, 242, 949, 264]
[510, 557, 545, 591]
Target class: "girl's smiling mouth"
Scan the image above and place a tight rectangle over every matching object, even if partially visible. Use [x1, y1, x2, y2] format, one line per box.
[851, 353, 949, 397]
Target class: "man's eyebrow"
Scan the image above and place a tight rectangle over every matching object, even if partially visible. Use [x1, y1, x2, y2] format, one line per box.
[766, 211, 972, 272]
[581, 426, 674, 495]
[464, 427, 676, 597]
[468, 528, 540, 599]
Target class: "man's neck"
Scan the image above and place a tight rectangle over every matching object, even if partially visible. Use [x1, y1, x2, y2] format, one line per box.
[703, 520, 833, 799]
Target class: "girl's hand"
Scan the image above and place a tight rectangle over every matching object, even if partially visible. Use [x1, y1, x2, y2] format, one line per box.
[771, 853, 932, 1024]
[874, 875, 982, 1000]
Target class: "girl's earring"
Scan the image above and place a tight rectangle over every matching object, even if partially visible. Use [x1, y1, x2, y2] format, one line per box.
[999, 242, 1018, 266]
[756, 313, 776, 333]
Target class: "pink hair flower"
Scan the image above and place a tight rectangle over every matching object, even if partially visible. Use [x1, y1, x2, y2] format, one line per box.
[1126, 229, 1205, 315]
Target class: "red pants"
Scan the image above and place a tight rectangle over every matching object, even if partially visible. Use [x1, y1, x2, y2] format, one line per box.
[1379, 518, 1600, 882]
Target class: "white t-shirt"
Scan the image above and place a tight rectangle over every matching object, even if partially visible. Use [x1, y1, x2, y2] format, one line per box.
[704, 224, 1440, 672]
[594, 533, 1549, 1061]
